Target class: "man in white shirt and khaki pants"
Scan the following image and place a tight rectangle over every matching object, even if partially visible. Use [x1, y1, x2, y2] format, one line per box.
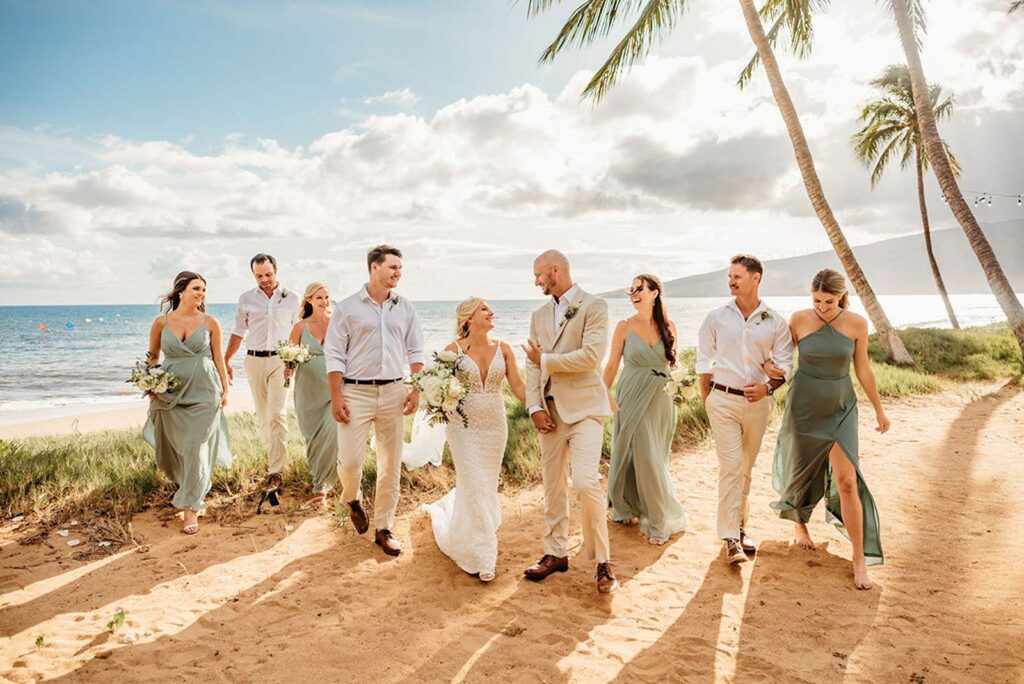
[697, 255, 794, 565]
[224, 253, 298, 492]
[324, 245, 424, 557]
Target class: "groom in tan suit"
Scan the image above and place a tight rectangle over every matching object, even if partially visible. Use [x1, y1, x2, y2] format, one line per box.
[523, 250, 619, 594]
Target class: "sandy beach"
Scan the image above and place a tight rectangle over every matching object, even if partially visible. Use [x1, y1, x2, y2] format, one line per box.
[0, 393, 256, 441]
[1, 381, 1022, 682]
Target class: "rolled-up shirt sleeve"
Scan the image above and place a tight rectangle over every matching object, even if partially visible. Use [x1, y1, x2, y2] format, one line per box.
[324, 309, 349, 376]
[696, 313, 716, 375]
[771, 316, 795, 379]
[232, 296, 248, 339]
[405, 306, 425, 367]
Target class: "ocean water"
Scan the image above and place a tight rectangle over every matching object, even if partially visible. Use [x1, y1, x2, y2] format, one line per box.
[0, 294, 1013, 415]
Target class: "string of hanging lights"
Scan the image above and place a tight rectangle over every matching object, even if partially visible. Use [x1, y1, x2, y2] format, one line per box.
[941, 190, 1024, 207]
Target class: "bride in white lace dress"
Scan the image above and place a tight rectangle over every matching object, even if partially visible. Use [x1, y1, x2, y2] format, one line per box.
[422, 298, 527, 583]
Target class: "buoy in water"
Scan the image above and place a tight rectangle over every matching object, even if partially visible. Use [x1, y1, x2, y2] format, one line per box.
[66, 322, 74, 329]
[37, 322, 47, 331]
[84, 317, 92, 323]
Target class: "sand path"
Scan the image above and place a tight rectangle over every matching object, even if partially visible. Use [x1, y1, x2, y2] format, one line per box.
[2, 381, 1022, 682]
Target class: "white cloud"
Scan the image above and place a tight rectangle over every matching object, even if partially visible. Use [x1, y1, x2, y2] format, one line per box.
[363, 88, 420, 107]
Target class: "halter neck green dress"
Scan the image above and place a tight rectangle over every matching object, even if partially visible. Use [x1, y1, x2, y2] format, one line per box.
[144, 322, 232, 511]
[293, 327, 339, 494]
[607, 331, 687, 542]
[771, 313, 883, 565]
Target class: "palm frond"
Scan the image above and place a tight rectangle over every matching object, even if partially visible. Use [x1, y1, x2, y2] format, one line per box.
[1009, 1, 1024, 14]
[537, 0, 644, 63]
[578, 0, 688, 102]
[879, 0, 927, 47]
[736, 0, 832, 87]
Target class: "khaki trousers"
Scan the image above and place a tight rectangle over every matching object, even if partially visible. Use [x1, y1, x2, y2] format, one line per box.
[705, 389, 772, 540]
[244, 355, 289, 474]
[539, 404, 610, 564]
[336, 383, 406, 531]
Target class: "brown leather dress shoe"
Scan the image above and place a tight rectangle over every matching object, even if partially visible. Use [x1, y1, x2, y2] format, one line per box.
[374, 528, 402, 556]
[348, 499, 369, 534]
[523, 554, 569, 581]
[739, 528, 757, 555]
[726, 539, 748, 564]
[262, 472, 283, 492]
[596, 562, 619, 594]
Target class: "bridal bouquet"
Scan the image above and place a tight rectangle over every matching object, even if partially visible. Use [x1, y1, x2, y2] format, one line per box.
[276, 340, 312, 388]
[655, 367, 697, 405]
[408, 350, 469, 427]
[127, 360, 181, 398]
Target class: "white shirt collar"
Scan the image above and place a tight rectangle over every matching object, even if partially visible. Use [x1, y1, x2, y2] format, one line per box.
[360, 284, 398, 305]
[727, 298, 767, 321]
[553, 283, 580, 306]
[253, 283, 281, 299]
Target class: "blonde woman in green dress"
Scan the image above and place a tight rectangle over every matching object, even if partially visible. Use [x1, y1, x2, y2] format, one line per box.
[603, 274, 687, 546]
[144, 271, 232, 535]
[285, 282, 338, 509]
[767, 269, 891, 590]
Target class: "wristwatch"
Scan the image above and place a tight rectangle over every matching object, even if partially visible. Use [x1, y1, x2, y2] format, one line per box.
[765, 382, 775, 397]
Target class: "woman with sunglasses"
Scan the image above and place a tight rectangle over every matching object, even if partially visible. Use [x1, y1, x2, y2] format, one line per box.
[602, 274, 687, 545]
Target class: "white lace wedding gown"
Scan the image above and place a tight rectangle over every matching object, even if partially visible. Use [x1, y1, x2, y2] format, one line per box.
[422, 345, 508, 576]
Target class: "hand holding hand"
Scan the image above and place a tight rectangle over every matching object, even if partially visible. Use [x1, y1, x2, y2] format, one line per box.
[762, 359, 785, 379]
[403, 389, 420, 416]
[531, 410, 556, 434]
[522, 339, 543, 366]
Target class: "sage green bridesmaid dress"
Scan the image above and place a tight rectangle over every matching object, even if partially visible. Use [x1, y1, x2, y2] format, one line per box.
[293, 327, 339, 494]
[608, 331, 687, 542]
[144, 320, 232, 511]
[771, 313, 883, 565]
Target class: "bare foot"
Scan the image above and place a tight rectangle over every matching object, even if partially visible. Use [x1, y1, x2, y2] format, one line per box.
[645, 535, 666, 546]
[181, 510, 199, 535]
[793, 523, 815, 549]
[614, 517, 639, 525]
[853, 561, 873, 590]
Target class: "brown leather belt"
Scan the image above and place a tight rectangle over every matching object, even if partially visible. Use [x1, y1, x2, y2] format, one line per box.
[711, 381, 745, 397]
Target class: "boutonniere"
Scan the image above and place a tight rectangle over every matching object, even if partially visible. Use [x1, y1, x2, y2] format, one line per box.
[389, 294, 400, 311]
[279, 288, 288, 302]
[756, 310, 771, 325]
[562, 304, 579, 325]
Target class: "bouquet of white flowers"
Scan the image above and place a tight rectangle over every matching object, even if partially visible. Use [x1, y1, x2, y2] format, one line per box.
[127, 360, 181, 397]
[276, 340, 312, 388]
[408, 350, 469, 427]
[654, 367, 697, 405]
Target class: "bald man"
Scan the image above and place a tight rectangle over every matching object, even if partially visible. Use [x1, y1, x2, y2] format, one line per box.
[522, 250, 619, 594]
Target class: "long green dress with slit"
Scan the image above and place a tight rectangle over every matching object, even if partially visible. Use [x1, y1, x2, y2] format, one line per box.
[293, 327, 339, 494]
[144, 321, 232, 511]
[607, 331, 688, 541]
[771, 314, 883, 565]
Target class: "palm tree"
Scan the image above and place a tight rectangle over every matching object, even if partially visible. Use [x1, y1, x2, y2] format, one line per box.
[525, 0, 914, 364]
[852, 64, 961, 328]
[887, 0, 1024, 357]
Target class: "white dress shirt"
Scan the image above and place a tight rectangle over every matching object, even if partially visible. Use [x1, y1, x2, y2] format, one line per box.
[232, 284, 299, 351]
[324, 286, 425, 379]
[696, 299, 794, 389]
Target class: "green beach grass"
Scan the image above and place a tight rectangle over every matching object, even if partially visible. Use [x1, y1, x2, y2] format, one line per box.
[1, 324, 1019, 527]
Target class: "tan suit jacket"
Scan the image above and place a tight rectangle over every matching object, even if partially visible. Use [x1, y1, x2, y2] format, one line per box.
[526, 289, 613, 425]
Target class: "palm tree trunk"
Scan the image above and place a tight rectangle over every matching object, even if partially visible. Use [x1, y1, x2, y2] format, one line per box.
[737, 0, 913, 364]
[892, 0, 1024, 356]
[916, 148, 959, 328]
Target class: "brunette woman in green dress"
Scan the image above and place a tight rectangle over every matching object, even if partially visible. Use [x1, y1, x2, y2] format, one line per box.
[767, 269, 891, 590]
[144, 271, 232, 535]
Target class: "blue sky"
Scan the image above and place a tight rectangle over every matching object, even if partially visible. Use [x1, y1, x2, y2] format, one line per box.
[1, 0, 1022, 304]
